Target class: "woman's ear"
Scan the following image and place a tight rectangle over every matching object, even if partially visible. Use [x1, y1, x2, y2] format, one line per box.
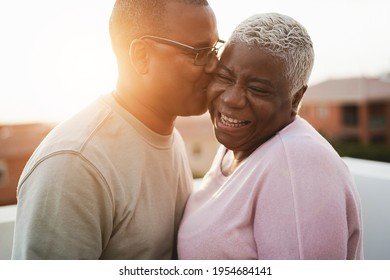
[292, 85, 308, 115]
[129, 39, 149, 75]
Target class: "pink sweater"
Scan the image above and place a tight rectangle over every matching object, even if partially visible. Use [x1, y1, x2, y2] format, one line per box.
[178, 117, 363, 259]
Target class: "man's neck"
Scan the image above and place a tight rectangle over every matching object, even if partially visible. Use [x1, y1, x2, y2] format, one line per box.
[113, 89, 176, 136]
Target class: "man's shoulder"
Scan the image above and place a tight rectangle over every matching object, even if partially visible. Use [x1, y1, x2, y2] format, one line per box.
[42, 100, 112, 151]
[20, 98, 118, 174]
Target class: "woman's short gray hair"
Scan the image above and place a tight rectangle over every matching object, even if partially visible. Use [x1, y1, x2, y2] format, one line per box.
[228, 13, 314, 95]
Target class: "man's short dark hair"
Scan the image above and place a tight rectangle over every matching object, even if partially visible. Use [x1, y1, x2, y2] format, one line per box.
[109, 0, 209, 56]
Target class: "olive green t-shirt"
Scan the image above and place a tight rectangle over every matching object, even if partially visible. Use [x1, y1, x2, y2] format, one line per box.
[12, 93, 193, 259]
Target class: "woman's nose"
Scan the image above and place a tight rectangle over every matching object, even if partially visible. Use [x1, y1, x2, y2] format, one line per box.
[220, 86, 246, 108]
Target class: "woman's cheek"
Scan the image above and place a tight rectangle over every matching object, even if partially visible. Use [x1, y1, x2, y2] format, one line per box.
[207, 81, 225, 102]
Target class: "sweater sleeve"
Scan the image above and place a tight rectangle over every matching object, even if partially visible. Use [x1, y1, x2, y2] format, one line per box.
[253, 136, 363, 259]
[12, 152, 114, 259]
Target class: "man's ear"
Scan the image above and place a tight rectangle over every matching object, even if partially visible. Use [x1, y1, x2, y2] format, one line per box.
[291, 85, 307, 115]
[129, 39, 149, 75]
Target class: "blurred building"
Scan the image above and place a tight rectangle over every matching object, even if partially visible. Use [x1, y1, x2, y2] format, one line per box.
[300, 76, 390, 145]
[0, 114, 218, 206]
[0, 123, 54, 206]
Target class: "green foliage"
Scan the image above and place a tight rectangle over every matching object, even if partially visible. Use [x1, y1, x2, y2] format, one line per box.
[331, 141, 390, 163]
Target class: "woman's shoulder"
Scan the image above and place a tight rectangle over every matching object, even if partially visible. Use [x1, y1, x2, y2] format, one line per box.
[250, 117, 344, 169]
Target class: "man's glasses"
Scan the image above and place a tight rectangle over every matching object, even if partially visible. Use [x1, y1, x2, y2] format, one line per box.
[139, 35, 225, 66]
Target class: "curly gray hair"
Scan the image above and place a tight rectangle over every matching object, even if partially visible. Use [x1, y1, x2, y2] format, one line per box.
[228, 13, 314, 96]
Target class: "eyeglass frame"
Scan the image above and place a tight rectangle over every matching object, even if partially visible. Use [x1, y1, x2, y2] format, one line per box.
[139, 35, 225, 66]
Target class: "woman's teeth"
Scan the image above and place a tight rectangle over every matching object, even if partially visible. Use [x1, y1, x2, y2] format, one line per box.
[220, 114, 248, 128]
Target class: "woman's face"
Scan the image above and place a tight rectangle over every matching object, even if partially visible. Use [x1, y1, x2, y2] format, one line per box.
[207, 42, 301, 158]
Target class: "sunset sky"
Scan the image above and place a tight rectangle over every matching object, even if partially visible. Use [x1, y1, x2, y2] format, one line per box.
[1, 0, 389, 123]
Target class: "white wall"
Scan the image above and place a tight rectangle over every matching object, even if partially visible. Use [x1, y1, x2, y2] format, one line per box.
[0, 204, 16, 259]
[343, 157, 390, 260]
[1, 158, 389, 260]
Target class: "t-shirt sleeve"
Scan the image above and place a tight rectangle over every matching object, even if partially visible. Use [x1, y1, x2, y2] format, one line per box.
[12, 152, 114, 259]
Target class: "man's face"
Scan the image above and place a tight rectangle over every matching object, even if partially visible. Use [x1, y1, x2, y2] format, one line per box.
[145, 2, 219, 117]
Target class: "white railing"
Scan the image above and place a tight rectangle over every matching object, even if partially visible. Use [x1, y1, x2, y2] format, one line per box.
[342, 157, 390, 260]
[0, 204, 16, 259]
[1, 158, 389, 260]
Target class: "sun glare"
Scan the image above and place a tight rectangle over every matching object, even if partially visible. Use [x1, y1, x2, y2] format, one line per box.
[0, 0, 117, 124]
[1, 0, 390, 124]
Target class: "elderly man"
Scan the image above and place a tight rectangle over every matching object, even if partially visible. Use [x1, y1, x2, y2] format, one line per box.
[12, 0, 222, 259]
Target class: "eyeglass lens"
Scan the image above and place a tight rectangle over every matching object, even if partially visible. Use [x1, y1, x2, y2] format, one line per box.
[195, 48, 219, 66]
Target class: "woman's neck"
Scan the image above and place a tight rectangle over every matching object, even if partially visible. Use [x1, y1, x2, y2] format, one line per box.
[220, 149, 247, 176]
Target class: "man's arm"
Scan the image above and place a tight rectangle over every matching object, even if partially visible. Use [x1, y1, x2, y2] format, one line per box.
[12, 152, 113, 259]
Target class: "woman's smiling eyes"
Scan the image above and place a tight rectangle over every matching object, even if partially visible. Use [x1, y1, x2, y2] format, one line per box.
[215, 72, 234, 84]
[248, 85, 270, 96]
[214, 70, 272, 96]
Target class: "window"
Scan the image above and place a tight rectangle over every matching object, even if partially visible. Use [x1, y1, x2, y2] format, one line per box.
[369, 103, 386, 129]
[316, 105, 329, 119]
[0, 160, 9, 186]
[342, 105, 359, 127]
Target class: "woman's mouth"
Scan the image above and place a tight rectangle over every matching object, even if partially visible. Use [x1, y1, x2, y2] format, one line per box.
[219, 113, 250, 128]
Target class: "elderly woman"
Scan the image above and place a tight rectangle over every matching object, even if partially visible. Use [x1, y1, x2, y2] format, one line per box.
[178, 13, 363, 260]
